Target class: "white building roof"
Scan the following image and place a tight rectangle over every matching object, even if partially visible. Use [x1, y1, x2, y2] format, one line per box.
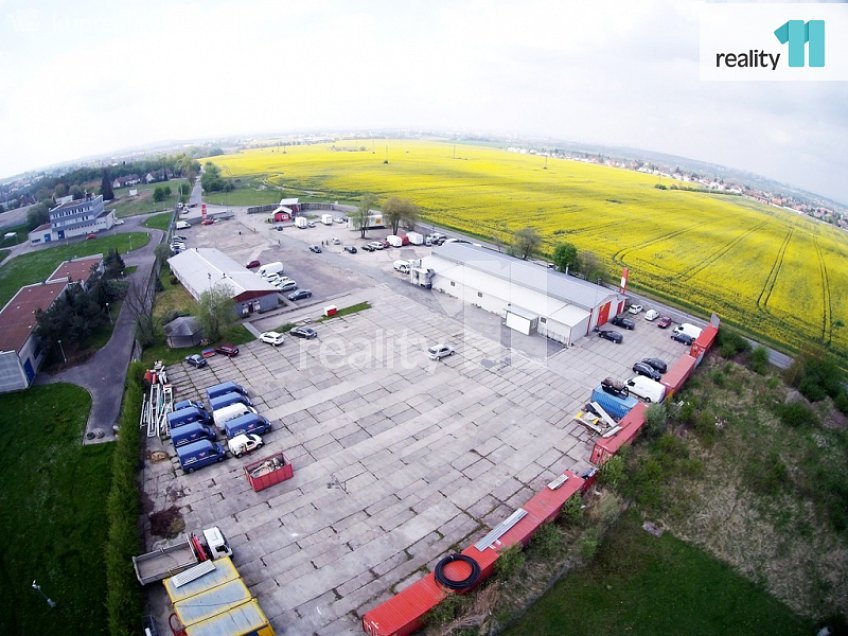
[430, 242, 620, 311]
[167, 248, 277, 301]
[279, 197, 299, 206]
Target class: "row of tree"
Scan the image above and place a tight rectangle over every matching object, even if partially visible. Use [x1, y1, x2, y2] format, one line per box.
[200, 162, 235, 193]
[34, 250, 127, 359]
[352, 194, 420, 238]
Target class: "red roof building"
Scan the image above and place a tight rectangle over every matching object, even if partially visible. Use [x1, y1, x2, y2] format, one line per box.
[0, 281, 68, 393]
[47, 255, 103, 287]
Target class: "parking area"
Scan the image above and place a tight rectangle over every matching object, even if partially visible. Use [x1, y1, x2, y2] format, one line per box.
[142, 266, 686, 635]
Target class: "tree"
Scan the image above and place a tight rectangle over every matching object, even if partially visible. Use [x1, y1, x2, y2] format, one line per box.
[197, 283, 237, 343]
[352, 193, 378, 239]
[382, 196, 419, 234]
[101, 169, 114, 201]
[552, 242, 579, 273]
[153, 187, 166, 203]
[103, 248, 126, 278]
[26, 201, 51, 230]
[69, 185, 84, 200]
[512, 226, 541, 260]
[53, 183, 68, 198]
[179, 183, 190, 196]
[579, 250, 605, 284]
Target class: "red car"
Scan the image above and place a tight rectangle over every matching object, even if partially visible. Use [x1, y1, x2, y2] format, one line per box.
[656, 316, 673, 329]
[214, 343, 239, 357]
[86, 233, 97, 240]
[245, 260, 260, 269]
[202, 218, 215, 225]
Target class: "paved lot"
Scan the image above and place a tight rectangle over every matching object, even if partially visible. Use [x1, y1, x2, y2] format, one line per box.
[142, 281, 683, 635]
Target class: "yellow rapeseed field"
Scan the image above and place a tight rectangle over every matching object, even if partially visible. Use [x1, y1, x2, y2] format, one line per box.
[209, 140, 848, 358]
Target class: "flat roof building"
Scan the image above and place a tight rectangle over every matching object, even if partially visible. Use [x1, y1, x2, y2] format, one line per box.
[168, 248, 280, 316]
[421, 242, 625, 346]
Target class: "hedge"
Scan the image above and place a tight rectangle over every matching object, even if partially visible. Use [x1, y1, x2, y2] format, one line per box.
[106, 361, 145, 635]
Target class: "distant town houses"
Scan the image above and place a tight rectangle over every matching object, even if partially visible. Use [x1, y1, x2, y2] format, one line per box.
[507, 145, 846, 230]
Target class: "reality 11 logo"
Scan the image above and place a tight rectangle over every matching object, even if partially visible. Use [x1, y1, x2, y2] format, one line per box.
[774, 20, 825, 67]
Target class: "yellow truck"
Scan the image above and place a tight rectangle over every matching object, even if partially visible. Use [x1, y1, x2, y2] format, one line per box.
[164, 556, 274, 636]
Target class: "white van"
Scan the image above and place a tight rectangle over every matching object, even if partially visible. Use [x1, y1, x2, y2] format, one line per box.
[626, 375, 667, 403]
[321, 214, 334, 226]
[175, 220, 191, 230]
[393, 260, 410, 273]
[673, 323, 703, 340]
[295, 217, 308, 229]
[212, 403, 258, 431]
[258, 262, 284, 278]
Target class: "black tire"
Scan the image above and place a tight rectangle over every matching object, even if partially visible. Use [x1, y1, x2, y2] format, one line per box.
[435, 554, 481, 591]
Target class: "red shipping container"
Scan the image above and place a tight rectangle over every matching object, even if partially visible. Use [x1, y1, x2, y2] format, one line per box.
[661, 355, 697, 399]
[362, 573, 446, 636]
[690, 324, 719, 361]
[244, 452, 293, 492]
[522, 470, 585, 525]
[590, 402, 648, 465]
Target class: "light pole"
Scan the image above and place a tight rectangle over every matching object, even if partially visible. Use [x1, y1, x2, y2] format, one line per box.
[32, 580, 56, 608]
[57, 339, 67, 364]
[207, 272, 212, 293]
[105, 302, 112, 325]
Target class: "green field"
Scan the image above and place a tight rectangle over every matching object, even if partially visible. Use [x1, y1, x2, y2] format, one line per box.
[0, 232, 148, 307]
[504, 510, 811, 635]
[110, 180, 185, 218]
[202, 182, 283, 206]
[208, 140, 848, 360]
[0, 384, 112, 636]
[142, 211, 174, 231]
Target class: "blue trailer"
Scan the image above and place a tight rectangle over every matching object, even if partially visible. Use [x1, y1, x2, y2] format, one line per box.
[590, 385, 638, 421]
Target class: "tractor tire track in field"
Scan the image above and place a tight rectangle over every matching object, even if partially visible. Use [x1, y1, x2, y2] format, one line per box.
[756, 226, 794, 313]
[612, 220, 707, 267]
[813, 236, 833, 344]
[679, 221, 769, 283]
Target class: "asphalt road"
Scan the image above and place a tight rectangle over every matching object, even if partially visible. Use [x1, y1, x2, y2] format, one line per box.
[35, 221, 163, 443]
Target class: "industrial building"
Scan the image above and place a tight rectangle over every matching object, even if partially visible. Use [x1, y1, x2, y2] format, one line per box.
[168, 248, 280, 315]
[28, 194, 116, 244]
[421, 242, 625, 345]
[0, 281, 68, 393]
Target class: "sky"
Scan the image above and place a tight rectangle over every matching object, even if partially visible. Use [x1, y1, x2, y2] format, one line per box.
[0, 0, 846, 202]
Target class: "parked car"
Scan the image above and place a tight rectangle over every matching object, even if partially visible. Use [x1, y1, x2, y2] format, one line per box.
[259, 331, 284, 346]
[381, 240, 390, 249]
[598, 330, 623, 344]
[215, 343, 239, 357]
[184, 354, 207, 368]
[276, 280, 297, 292]
[610, 315, 635, 330]
[671, 332, 694, 345]
[86, 233, 97, 240]
[173, 235, 188, 242]
[227, 434, 264, 459]
[331, 237, 341, 245]
[361, 244, 375, 252]
[308, 245, 322, 253]
[632, 362, 662, 381]
[644, 309, 659, 321]
[628, 303, 643, 315]
[290, 326, 318, 339]
[307, 221, 317, 228]
[288, 289, 312, 301]
[201, 218, 215, 225]
[428, 344, 455, 360]
[245, 259, 260, 269]
[344, 246, 357, 254]
[368, 241, 384, 251]
[335, 217, 346, 224]
[656, 316, 673, 329]
[641, 357, 668, 374]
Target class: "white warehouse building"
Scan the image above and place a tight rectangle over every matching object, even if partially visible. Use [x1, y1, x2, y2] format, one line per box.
[421, 243, 626, 346]
[168, 248, 280, 316]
